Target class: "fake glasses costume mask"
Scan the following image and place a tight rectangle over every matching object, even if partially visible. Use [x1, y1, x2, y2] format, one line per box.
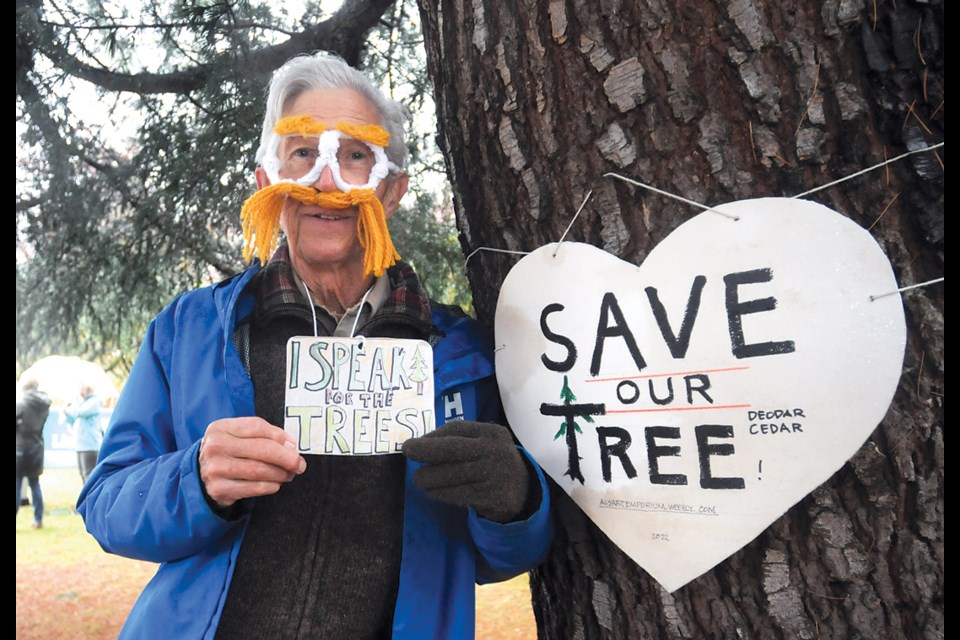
[240, 116, 402, 277]
[261, 118, 400, 191]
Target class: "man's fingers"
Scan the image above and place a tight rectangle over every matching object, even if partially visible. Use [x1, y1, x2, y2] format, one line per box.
[201, 417, 304, 475]
[201, 432, 304, 475]
[200, 452, 302, 507]
[205, 416, 296, 447]
[202, 478, 290, 506]
[199, 417, 307, 506]
[201, 455, 300, 485]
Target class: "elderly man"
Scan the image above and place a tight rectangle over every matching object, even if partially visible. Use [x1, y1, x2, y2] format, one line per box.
[78, 51, 552, 639]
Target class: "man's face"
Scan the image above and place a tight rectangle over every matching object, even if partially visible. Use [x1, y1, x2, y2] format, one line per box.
[256, 87, 408, 277]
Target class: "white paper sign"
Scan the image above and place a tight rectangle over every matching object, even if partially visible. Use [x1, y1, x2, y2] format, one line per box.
[284, 336, 435, 455]
[494, 197, 906, 592]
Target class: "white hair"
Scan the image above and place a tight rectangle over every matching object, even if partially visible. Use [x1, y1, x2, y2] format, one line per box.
[255, 51, 410, 171]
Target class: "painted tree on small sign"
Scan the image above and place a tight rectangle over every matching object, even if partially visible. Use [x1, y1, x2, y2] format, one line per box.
[408, 346, 430, 396]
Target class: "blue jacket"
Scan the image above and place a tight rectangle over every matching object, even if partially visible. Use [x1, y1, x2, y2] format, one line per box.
[77, 264, 552, 639]
[65, 394, 104, 452]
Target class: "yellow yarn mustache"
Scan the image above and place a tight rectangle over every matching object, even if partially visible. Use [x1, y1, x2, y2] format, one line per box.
[240, 182, 400, 277]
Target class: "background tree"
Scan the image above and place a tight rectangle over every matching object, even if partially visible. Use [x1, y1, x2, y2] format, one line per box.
[16, 0, 469, 379]
[418, 0, 942, 638]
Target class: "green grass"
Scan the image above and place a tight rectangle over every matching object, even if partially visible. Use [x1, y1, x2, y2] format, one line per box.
[16, 467, 107, 565]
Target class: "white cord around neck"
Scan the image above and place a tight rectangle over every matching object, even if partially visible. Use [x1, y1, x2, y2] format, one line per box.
[300, 279, 319, 338]
[300, 278, 374, 339]
[349, 285, 373, 338]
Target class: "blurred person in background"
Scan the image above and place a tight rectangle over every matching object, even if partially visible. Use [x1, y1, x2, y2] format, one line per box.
[16, 377, 51, 529]
[64, 383, 104, 483]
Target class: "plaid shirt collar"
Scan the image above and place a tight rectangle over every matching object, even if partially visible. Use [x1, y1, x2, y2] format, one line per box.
[253, 243, 434, 332]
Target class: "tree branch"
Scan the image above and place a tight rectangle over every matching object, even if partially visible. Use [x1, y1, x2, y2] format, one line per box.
[25, 0, 395, 95]
[40, 19, 299, 38]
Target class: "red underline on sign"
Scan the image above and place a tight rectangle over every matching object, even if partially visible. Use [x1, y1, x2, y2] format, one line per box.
[586, 365, 750, 383]
[606, 403, 752, 414]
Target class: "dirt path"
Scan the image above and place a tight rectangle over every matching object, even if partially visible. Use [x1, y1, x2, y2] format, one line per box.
[17, 556, 536, 639]
[16, 557, 156, 639]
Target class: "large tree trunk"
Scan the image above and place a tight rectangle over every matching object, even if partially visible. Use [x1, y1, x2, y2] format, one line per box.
[418, 0, 942, 638]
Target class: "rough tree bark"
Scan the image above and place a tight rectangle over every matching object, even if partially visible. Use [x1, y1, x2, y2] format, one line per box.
[418, 1, 942, 638]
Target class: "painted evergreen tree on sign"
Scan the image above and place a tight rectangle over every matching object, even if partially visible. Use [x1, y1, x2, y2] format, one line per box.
[408, 345, 430, 396]
[539, 373, 606, 486]
[554, 375, 588, 482]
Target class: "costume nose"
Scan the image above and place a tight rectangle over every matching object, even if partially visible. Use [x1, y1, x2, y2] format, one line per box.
[314, 165, 338, 192]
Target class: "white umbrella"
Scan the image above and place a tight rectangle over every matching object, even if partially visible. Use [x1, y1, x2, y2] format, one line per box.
[18, 356, 120, 408]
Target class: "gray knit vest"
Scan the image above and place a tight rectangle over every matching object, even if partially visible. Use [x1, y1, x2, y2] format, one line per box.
[214, 311, 405, 640]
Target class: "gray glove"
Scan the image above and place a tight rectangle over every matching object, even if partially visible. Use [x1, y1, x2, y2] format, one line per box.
[402, 421, 531, 523]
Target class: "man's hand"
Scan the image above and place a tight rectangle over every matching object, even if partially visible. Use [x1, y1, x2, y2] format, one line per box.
[402, 421, 531, 523]
[199, 417, 307, 508]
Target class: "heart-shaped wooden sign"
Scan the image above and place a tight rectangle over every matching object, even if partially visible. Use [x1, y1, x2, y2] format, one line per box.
[495, 198, 906, 592]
